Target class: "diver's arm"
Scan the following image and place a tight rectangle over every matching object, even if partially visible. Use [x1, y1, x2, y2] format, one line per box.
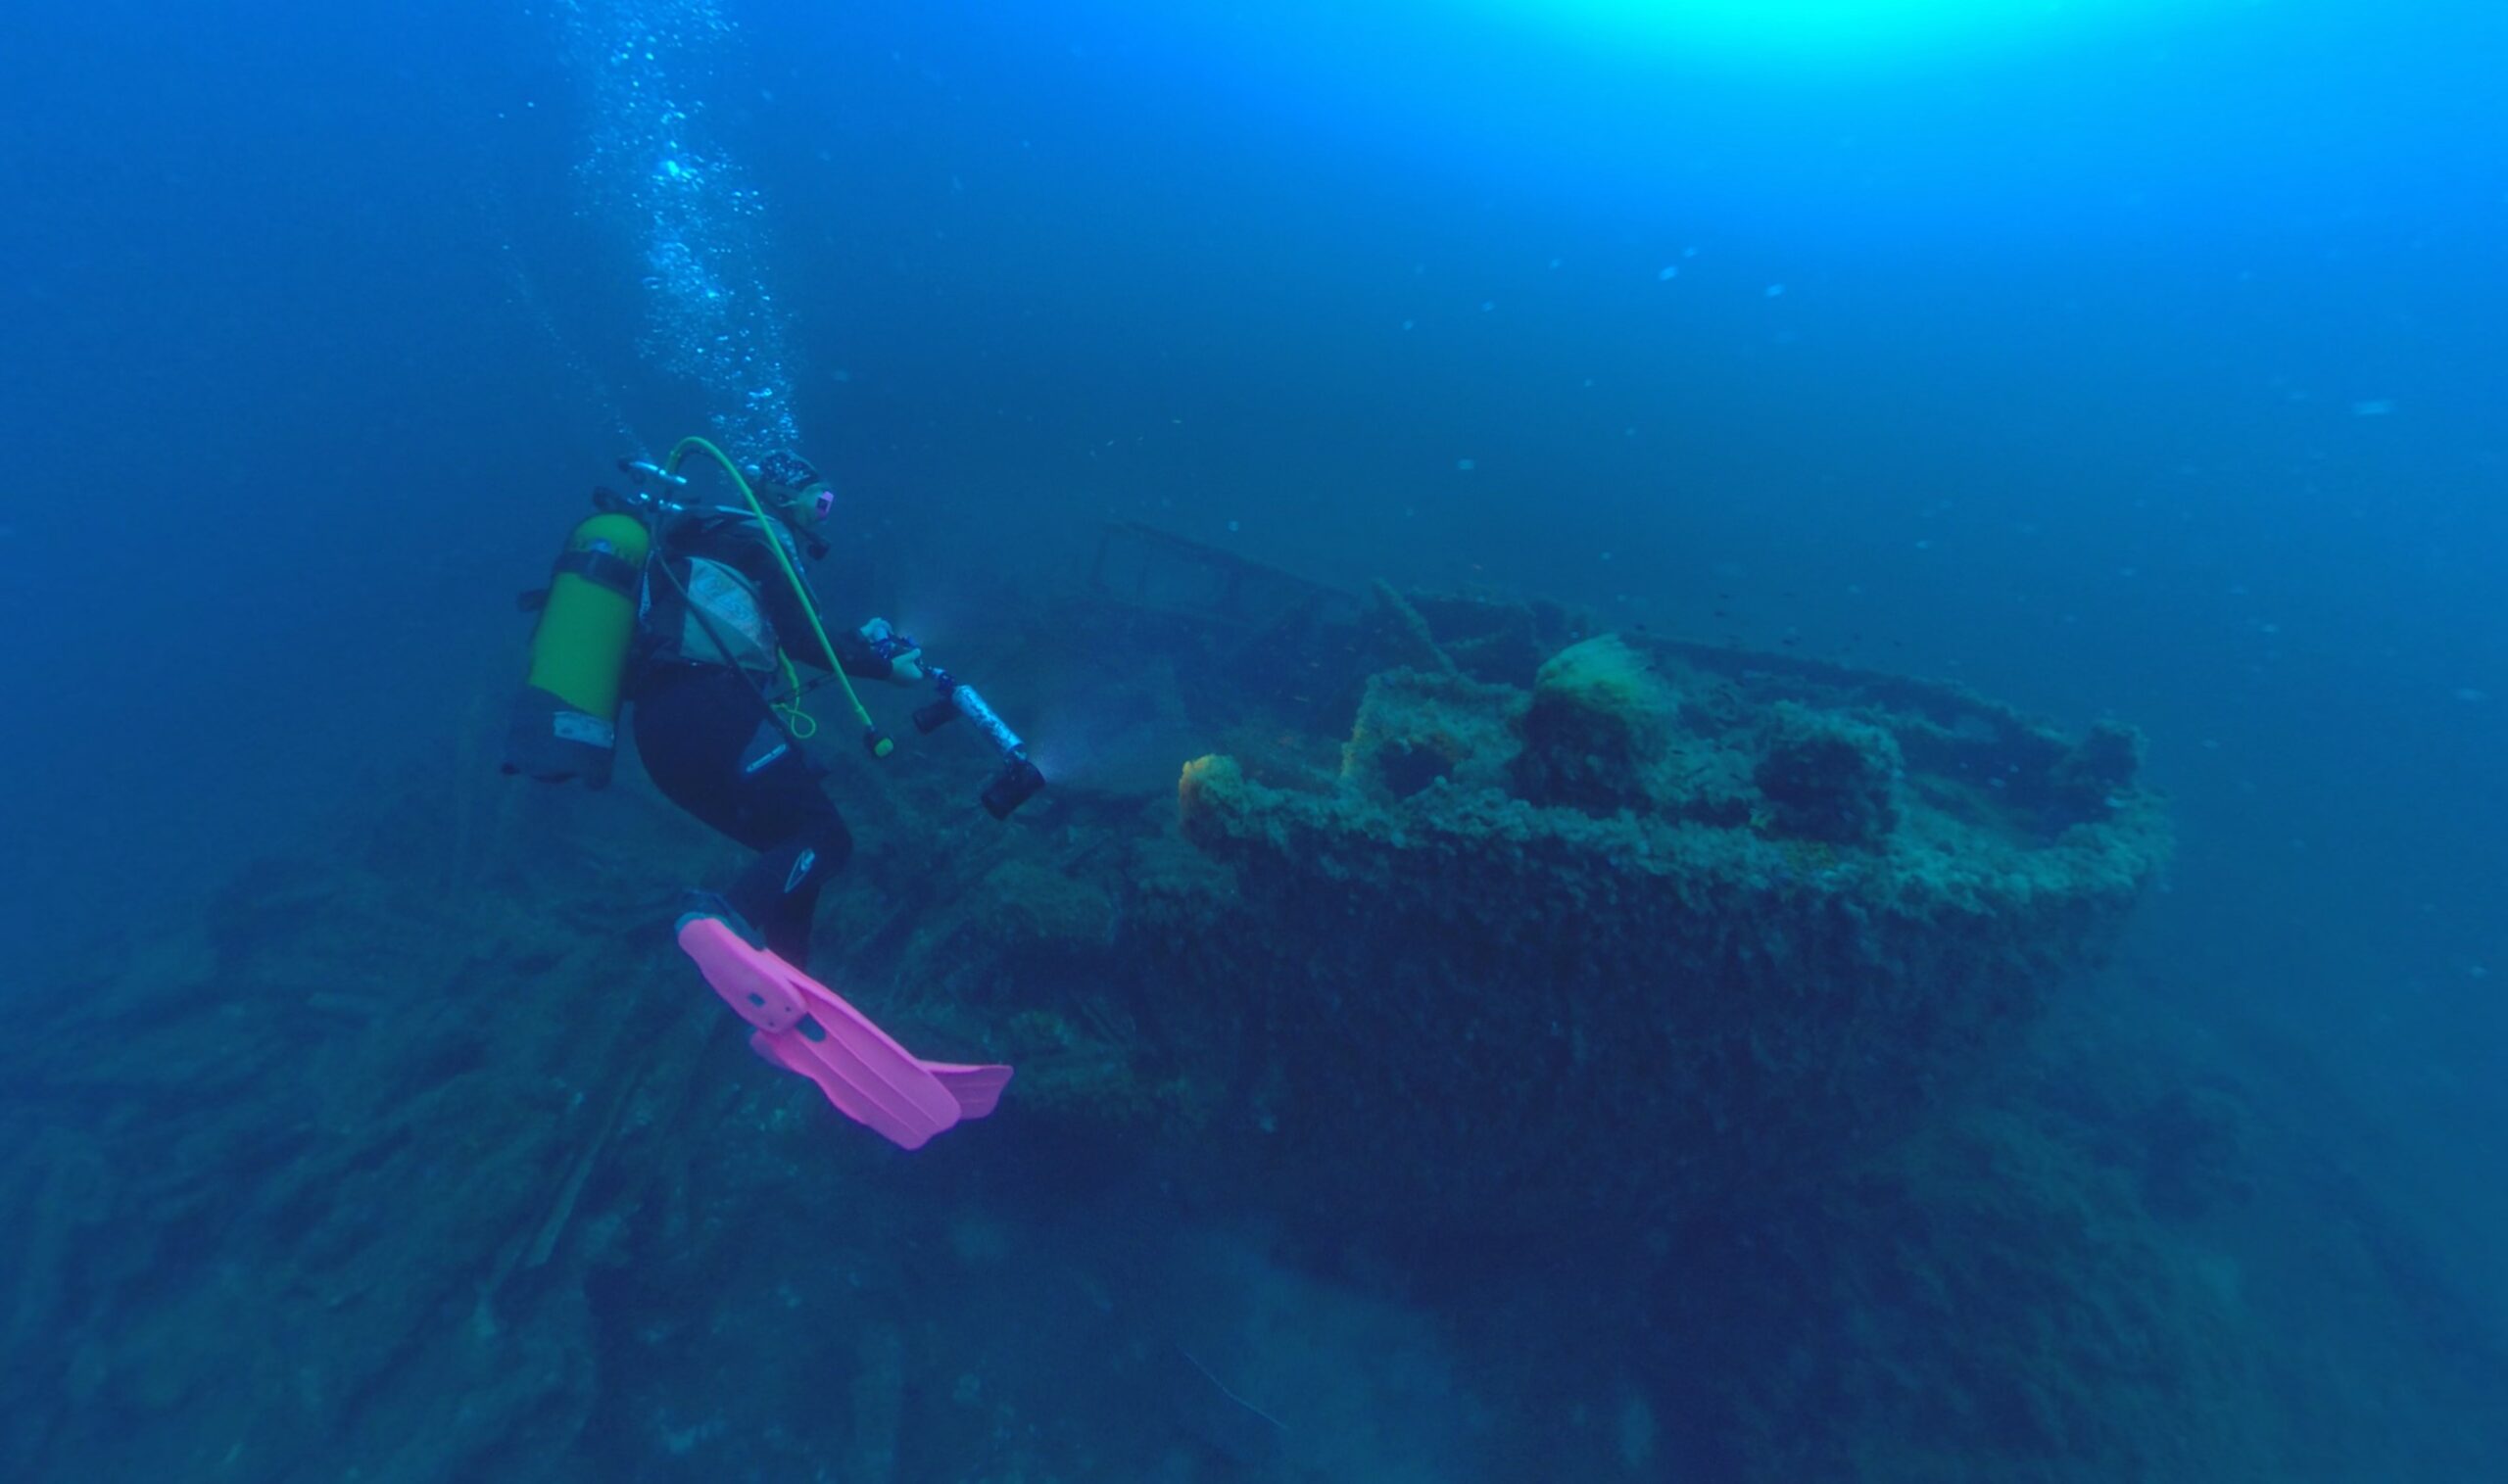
[731, 525, 905, 680]
[828, 622, 901, 681]
[777, 615, 906, 680]
[727, 524, 839, 674]
[760, 584, 902, 680]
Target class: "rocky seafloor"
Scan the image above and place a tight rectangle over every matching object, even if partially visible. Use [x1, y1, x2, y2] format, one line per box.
[5, 579, 2501, 1481]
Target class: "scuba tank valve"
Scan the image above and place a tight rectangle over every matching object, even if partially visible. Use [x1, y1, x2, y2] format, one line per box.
[617, 456, 688, 487]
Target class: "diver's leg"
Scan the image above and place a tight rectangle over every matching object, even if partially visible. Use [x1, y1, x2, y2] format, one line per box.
[722, 796, 852, 969]
[630, 666, 851, 968]
[629, 667, 771, 839]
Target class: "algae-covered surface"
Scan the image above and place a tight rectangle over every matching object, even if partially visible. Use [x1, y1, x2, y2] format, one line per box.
[1153, 625, 2167, 1246]
[4, 587, 2501, 1482]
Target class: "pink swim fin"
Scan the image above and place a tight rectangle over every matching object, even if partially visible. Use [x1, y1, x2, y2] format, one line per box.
[677, 917, 1012, 1149]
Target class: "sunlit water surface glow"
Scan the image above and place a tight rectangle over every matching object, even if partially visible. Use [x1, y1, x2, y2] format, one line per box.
[1463, 0, 2199, 70]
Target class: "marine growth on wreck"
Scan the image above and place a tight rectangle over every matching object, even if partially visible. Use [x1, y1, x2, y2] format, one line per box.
[1135, 605, 2168, 1243]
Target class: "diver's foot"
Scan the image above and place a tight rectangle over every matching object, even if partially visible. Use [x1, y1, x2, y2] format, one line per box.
[673, 889, 766, 949]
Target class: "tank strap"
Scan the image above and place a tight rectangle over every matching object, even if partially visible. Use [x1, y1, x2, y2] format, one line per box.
[555, 546, 642, 598]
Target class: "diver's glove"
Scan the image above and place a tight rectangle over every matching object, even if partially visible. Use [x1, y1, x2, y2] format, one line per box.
[857, 618, 925, 684]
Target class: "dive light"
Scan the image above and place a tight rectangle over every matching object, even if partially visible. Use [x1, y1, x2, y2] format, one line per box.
[617, 456, 688, 487]
[914, 667, 1047, 820]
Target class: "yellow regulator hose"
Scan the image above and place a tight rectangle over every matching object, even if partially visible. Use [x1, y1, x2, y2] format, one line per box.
[661, 435, 890, 756]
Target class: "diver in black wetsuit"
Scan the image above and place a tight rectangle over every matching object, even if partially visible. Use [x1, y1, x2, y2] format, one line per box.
[625, 451, 922, 969]
[505, 443, 1023, 1146]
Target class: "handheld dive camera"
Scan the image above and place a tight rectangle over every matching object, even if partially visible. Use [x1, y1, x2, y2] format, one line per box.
[912, 666, 1047, 820]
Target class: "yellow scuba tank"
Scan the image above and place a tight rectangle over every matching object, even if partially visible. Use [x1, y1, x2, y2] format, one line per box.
[503, 511, 651, 787]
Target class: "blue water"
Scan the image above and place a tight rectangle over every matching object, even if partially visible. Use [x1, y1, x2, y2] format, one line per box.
[3, 1, 2501, 1478]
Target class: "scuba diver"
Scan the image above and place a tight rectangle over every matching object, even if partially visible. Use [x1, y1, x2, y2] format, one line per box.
[506, 446, 912, 967]
[504, 437, 1017, 1148]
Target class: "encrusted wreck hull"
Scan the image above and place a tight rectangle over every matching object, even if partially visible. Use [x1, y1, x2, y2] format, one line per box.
[1144, 640, 2170, 1240]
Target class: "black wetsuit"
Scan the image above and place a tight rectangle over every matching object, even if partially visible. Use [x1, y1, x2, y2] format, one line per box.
[627, 508, 893, 970]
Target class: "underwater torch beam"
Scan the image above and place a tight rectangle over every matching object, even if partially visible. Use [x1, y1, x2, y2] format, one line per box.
[913, 668, 1046, 820]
